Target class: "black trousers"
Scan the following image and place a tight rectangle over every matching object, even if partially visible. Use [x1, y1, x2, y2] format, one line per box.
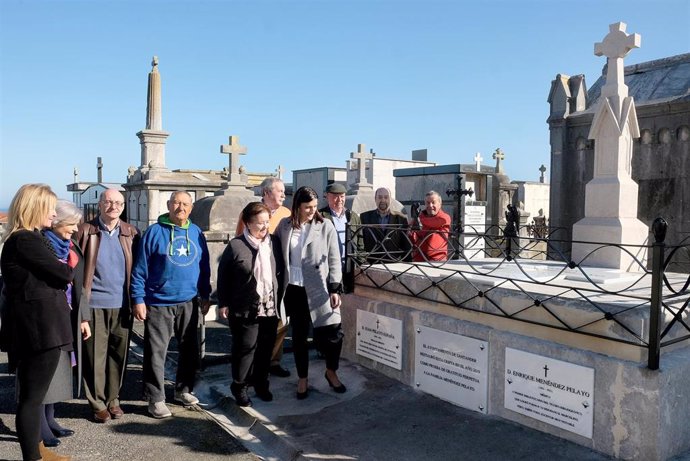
[228, 314, 278, 389]
[285, 284, 343, 379]
[16, 347, 61, 461]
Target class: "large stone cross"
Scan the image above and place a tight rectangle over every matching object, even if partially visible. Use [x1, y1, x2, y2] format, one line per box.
[474, 152, 483, 171]
[220, 135, 247, 185]
[493, 148, 505, 174]
[350, 143, 373, 186]
[539, 164, 547, 183]
[595, 22, 640, 99]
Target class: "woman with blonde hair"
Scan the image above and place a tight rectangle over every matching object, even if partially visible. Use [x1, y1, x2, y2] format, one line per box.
[0, 184, 74, 461]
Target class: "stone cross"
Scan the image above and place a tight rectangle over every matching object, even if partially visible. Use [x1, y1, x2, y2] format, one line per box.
[276, 164, 285, 179]
[350, 143, 373, 186]
[492, 148, 505, 174]
[539, 164, 547, 183]
[595, 22, 640, 99]
[220, 135, 247, 186]
[474, 152, 483, 171]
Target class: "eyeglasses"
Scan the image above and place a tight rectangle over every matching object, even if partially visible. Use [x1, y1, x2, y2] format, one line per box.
[102, 200, 125, 208]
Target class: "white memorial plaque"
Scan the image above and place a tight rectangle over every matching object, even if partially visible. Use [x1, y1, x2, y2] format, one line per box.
[463, 205, 486, 260]
[414, 325, 488, 414]
[504, 348, 594, 439]
[356, 310, 402, 370]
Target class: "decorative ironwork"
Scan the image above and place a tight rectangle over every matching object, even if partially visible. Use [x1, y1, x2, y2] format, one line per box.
[346, 219, 690, 370]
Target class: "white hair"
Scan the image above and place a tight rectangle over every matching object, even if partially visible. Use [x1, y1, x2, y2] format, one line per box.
[53, 199, 83, 227]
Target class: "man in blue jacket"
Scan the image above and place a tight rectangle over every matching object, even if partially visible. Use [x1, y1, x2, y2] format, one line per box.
[131, 191, 211, 419]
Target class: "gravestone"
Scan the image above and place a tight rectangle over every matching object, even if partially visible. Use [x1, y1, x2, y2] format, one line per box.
[190, 134, 258, 298]
[571, 23, 649, 271]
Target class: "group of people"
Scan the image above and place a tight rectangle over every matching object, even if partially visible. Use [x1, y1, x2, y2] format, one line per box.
[0, 178, 451, 461]
[218, 179, 349, 407]
[0, 185, 143, 461]
[360, 188, 451, 263]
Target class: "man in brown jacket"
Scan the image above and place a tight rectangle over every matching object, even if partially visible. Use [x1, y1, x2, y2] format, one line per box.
[77, 189, 140, 423]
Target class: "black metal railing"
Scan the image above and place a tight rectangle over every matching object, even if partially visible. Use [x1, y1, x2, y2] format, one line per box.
[345, 218, 690, 370]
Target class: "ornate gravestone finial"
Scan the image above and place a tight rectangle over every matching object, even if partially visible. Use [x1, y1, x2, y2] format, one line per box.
[220, 135, 247, 187]
[595, 22, 640, 100]
[350, 143, 373, 188]
[474, 152, 483, 172]
[493, 148, 505, 174]
[539, 164, 547, 183]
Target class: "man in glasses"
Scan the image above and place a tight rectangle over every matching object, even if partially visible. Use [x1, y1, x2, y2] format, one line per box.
[77, 189, 141, 423]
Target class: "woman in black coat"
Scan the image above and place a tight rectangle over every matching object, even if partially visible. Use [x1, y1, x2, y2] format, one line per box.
[38, 200, 92, 447]
[217, 202, 284, 407]
[0, 184, 74, 461]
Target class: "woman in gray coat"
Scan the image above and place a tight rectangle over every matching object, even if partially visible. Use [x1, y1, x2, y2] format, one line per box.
[275, 186, 345, 399]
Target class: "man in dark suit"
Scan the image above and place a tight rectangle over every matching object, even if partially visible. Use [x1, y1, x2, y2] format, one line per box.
[360, 187, 410, 263]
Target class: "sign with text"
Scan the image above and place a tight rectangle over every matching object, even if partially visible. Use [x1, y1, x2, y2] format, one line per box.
[356, 310, 403, 370]
[463, 205, 486, 260]
[504, 348, 594, 438]
[414, 326, 488, 414]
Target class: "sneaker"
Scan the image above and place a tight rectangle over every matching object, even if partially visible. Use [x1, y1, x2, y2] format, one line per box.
[174, 391, 199, 406]
[148, 401, 172, 419]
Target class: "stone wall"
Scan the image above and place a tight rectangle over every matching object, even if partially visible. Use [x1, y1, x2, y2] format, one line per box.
[341, 265, 690, 460]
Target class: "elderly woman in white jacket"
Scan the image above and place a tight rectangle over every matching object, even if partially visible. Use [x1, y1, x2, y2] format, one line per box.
[275, 186, 345, 399]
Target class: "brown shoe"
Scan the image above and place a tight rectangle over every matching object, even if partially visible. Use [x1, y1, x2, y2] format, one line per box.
[108, 405, 124, 419]
[94, 408, 111, 423]
[38, 441, 72, 460]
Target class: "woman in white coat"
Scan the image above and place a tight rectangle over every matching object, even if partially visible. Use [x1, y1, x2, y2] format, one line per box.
[275, 186, 345, 399]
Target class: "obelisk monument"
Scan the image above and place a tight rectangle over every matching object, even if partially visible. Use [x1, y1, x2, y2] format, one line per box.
[136, 56, 170, 176]
[571, 22, 648, 271]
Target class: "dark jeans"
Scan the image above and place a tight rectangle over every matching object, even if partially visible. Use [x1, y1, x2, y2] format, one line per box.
[143, 300, 199, 403]
[228, 314, 278, 388]
[16, 347, 61, 461]
[285, 284, 343, 379]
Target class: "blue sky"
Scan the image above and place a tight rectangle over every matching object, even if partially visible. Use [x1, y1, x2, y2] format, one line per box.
[1, 0, 688, 209]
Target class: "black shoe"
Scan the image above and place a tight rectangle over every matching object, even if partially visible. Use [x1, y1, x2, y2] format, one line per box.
[231, 382, 252, 407]
[52, 428, 75, 438]
[269, 365, 291, 378]
[325, 372, 347, 393]
[255, 387, 273, 402]
[43, 437, 60, 447]
[296, 379, 309, 400]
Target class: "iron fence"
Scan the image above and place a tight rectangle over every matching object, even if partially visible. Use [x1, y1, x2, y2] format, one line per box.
[345, 218, 690, 370]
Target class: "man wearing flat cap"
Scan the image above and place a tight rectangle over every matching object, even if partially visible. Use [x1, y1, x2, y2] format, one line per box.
[319, 183, 363, 289]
